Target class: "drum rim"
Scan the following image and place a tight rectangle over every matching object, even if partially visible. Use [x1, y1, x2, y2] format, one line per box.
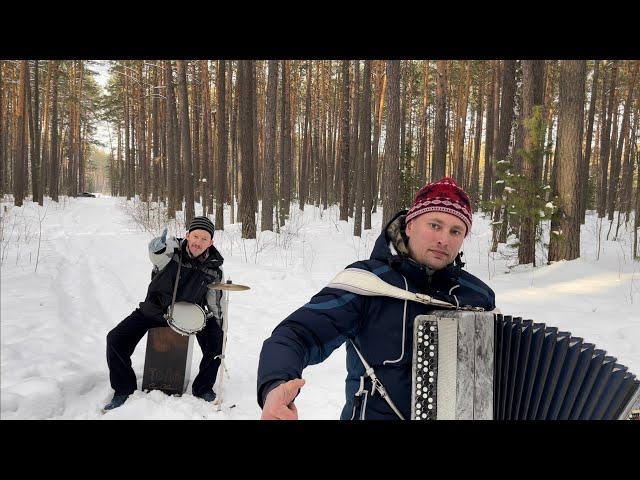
[166, 301, 206, 336]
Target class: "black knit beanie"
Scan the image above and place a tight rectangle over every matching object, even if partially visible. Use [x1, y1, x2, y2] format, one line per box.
[188, 216, 215, 238]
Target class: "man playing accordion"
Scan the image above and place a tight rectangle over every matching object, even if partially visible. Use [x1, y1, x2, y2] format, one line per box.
[258, 177, 496, 420]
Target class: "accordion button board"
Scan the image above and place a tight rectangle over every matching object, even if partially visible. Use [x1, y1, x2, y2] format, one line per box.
[411, 311, 640, 420]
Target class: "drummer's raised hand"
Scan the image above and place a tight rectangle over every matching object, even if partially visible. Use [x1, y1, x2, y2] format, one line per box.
[150, 227, 169, 253]
[261, 378, 306, 420]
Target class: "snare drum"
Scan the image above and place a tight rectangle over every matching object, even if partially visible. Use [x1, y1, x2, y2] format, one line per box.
[165, 302, 206, 336]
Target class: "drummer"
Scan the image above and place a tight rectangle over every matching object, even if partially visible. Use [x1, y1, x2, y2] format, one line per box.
[104, 216, 225, 411]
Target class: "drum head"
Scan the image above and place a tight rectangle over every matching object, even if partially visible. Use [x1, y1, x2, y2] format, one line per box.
[168, 302, 206, 335]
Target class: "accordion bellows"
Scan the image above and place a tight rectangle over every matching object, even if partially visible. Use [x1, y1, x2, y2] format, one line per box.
[411, 311, 640, 420]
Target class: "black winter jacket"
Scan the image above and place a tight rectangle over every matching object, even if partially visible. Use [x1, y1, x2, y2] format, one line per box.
[139, 239, 224, 320]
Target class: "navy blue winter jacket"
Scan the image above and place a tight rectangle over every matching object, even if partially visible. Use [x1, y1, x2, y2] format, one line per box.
[257, 210, 496, 420]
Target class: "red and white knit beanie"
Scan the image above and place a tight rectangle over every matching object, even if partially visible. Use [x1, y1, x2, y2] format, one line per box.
[405, 177, 473, 235]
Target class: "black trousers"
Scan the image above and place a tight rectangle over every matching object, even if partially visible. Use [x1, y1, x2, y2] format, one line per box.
[106, 308, 223, 397]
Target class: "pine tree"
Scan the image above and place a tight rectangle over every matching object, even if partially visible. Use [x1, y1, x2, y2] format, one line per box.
[548, 60, 586, 262]
[383, 60, 401, 227]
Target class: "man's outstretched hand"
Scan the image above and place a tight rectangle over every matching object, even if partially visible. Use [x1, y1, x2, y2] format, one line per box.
[261, 378, 306, 420]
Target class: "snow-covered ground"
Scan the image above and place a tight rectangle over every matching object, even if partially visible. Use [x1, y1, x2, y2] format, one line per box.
[1, 195, 639, 419]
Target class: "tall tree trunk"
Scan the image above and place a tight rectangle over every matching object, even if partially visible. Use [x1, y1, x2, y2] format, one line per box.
[238, 60, 257, 238]
[621, 102, 639, 220]
[191, 62, 201, 206]
[207, 62, 215, 216]
[348, 60, 360, 218]
[469, 62, 484, 205]
[26, 61, 35, 199]
[290, 61, 299, 214]
[321, 61, 329, 209]
[137, 62, 148, 202]
[252, 61, 261, 207]
[230, 62, 238, 222]
[465, 106, 475, 190]
[383, 60, 401, 228]
[152, 63, 161, 203]
[482, 60, 498, 203]
[491, 61, 503, 190]
[541, 62, 557, 188]
[227, 61, 235, 211]
[372, 62, 386, 212]
[32, 61, 42, 204]
[327, 61, 337, 207]
[605, 93, 620, 221]
[123, 63, 132, 200]
[363, 60, 373, 231]
[548, 60, 586, 262]
[67, 62, 75, 197]
[518, 60, 545, 265]
[49, 61, 59, 202]
[597, 61, 618, 217]
[432, 60, 447, 180]
[164, 61, 178, 218]
[199, 61, 211, 217]
[354, 61, 366, 236]
[216, 60, 227, 230]
[453, 61, 470, 184]
[0, 62, 4, 195]
[261, 60, 278, 231]
[174, 64, 184, 207]
[176, 60, 195, 225]
[299, 61, 311, 211]
[606, 61, 638, 221]
[418, 60, 430, 187]
[335, 65, 343, 207]
[635, 133, 640, 259]
[580, 60, 600, 222]
[399, 62, 407, 202]
[339, 60, 351, 221]
[312, 61, 321, 207]
[77, 61, 85, 195]
[491, 60, 517, 251]
[279, 60, 291, 226]
[14, 60, 28, 206]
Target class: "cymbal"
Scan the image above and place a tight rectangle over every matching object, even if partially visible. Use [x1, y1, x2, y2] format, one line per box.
[207, 282, 250, 291]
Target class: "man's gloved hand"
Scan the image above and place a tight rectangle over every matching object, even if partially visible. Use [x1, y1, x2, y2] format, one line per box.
[150, 227, 180, 254]
[150, 227, 169, 253]
[165, 235, 180, 254]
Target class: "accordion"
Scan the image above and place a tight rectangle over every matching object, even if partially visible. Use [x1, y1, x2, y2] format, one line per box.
[411, 311, 640, 420]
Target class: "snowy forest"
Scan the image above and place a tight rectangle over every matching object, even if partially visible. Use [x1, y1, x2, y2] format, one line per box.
[1, 59, 639, 420]
[2, 60, 639, 262]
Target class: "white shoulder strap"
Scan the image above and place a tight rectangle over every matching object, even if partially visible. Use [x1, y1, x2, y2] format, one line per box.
[327, 268, 456, 309]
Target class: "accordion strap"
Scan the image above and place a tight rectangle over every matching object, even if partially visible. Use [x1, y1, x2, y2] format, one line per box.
[328, 268, 484, 311]
[349, 339, 405, 420]
[165, 243, 184, 321]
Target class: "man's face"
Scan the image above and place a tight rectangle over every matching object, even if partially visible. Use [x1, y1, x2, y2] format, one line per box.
[405, 212, 466, 270]
[185, 229, 213, 257]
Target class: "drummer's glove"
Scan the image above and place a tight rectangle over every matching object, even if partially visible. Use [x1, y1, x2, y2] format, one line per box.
[205, 310, 223, 329]
[150, 227, 180, 254]
[205, 288, 223, 328]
